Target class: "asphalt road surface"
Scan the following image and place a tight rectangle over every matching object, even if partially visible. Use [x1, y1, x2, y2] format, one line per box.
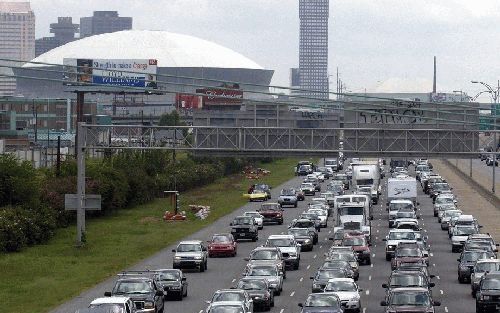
[54, 164, 483, 313]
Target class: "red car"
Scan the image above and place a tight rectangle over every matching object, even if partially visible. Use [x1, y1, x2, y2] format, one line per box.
[391, 246, 426, 270]
[342, 234, 371, 265]
[207, 233, 237, 257]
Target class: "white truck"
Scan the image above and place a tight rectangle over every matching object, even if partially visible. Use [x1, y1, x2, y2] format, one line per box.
[333, 203, 372, 243]
[352, 161, 381, 204]
[386, 177, 418, 205]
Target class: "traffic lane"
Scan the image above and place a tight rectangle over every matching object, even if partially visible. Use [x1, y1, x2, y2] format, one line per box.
[163, 176, 334, 313]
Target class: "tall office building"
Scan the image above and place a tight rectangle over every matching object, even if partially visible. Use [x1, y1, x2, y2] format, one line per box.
[35, 17, 79, 56]
[299, 0, 329, 99]
[0, 2, 35, 96]
[80, 11, 132, 38]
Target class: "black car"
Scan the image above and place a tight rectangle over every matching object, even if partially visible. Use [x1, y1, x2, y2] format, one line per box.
[298, 213, 322, 232]
[310, 268, 350, 293]
[105, 276, 164, 313]
[153, 269, 188, 301]
[289, 219, 319, 244]
[230, 216, 259, 242]
[457, 250, 496, 283]
[288, 228, 314, 251]
[298, 293, 344, 313]
[476, 271, 500, 312]
[381, 287, 440, 313]
[320, 260, 357, 281]
[382, 270, 435, 292]
[237, 278, 274, 311]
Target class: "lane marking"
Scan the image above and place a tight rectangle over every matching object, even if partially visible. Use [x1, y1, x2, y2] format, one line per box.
[320, 245, 323, 249]
[313, 254, 317, 259]
[445, 307, 449, 312]
[440, 290, 444, 295]
[280, 232, 284, 235]
[372, 253, 376, 257]
[374, 244, 377, 248]
[231, 278, 236, 283]
[280, 309, 284, 313]
[300, 277, 303, 282]
[430, 253, 434, 257]
[369, 275, 372, 281]
[370, 264, 374, 268]
[436, 275, 440, 280]
[328, 230, 332, 234]
[375, 237, 379, 240]
[432, 263, 436, 267]
[363, 308, 366, 313]
[199, 310, 203, 313]
[365, 289, 370, 295]
[290, 291, 295, 297]
[307, 265, 311, 270]
[424, 229, 427, 233]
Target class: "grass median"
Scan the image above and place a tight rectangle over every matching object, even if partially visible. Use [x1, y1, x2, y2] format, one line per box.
[0, 158, 299, 313]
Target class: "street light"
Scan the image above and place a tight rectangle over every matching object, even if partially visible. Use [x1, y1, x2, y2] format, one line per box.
[471, 80, 500, 103]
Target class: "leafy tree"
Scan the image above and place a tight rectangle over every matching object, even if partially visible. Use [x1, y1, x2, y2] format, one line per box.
[158, 111, 185, 126]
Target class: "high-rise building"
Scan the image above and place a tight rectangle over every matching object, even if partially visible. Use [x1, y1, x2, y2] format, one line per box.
[80, 11, 132, 38]
[35, 17, 79, 56]
[299, 0, 329, 99]
[0, 2, 35, 96]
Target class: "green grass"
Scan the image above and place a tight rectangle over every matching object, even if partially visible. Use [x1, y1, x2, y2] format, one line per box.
[0, 158, 299, 313]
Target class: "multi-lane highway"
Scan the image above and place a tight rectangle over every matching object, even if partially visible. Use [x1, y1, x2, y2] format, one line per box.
[55, 161, 485, 313]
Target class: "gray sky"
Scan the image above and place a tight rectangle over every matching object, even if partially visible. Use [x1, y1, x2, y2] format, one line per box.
[25, 0, 500, 101]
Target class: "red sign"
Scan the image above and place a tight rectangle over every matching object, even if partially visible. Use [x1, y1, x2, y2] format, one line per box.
[196, 88, 244, 105]
[176, 94, 202, 109]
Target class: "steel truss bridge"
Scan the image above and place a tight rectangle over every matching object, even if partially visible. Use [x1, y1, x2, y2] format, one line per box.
[81, 124, 489, 158]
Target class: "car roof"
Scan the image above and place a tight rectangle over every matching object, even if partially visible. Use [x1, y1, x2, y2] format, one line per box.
[458, 215, 474, 220]
[214, 289, 246, 294]
[210, 301, 245, 307]
[178, 240, 203, 245]
[90, 296, 130, 305]
[389, 287, 429, 292]
[476, 259, 500, 264]
[268, 235, 294, 239]
[483, 271, 500, 279]
[390, 200, 413, 203]
[327, 278, 355, 283]
[389, 229, 417, 233]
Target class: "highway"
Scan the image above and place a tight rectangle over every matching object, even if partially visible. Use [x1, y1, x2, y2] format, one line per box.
[54, 164, 482, 313]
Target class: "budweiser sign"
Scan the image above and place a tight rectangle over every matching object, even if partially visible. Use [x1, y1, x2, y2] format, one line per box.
[196, 88, 243, 105]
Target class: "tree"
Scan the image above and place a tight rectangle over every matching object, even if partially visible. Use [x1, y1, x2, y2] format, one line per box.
[158, 111, 185, 127]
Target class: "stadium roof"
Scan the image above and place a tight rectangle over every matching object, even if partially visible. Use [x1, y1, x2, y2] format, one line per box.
[27, 30, 264, 70]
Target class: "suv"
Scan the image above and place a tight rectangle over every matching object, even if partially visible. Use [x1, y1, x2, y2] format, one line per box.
[289, 219, 319, 244]
[258, 203, 284, 225]
[383, 229, 418, 261]
[82, 296, 136, 313]
[278, 188, 299, 208]
[471, 259, 500, 297]
[288, 227, 314, 251]
[457, 250, 496, 283]
[245, 247, 286, 278]
[265, 235, 301, 270]
[342, 235, 371, 265]
[380, 287, 440, 313]
[230, 216, 259, 242]
[476, 271, 500, 311]
[172, 240, 208, 272]
[153, 269, 188, 301]
[105, 275, 164, 313]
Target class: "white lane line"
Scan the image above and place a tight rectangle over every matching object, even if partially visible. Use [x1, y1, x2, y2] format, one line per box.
[231, 278, 236, 283]
[290, 291, 295, 297]
[375, 236, 379, 240]
[365, 289, 370, 295]
[372, 253, 376, 257]
[325, 237, 328, 241]
[430, 253, 434, 257]
[320, 245, 323, 249]
[376, 229, 379, 233]
[369, 275, 372, 281]
[424, 229, 427, 233]
[377, 224, 380, 227]
[445, 306, 449, 312]
[313, 254, 317, 259]
[374, 244, 377, 248]
[300, 277, 304, 282]
[199, 310, 203, 313]
[280, 232, 284, 235]
[307, 265, 311, 270]
[432, 263, 436, 267]
[440, 290, 444, 295]
[363, 308, 366, 313]
[328, 230, 332, 234]
[436, 275, 440, 280]
[370, 264, 374, 268]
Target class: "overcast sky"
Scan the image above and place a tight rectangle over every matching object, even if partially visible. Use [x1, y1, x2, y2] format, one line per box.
[25, 0, 500, 101]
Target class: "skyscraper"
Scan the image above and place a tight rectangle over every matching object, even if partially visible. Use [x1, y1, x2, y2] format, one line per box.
[35, 17, 79, 57]
[299, 0, 329, 99]
[80, 11, 132, 38]
[0, 2, 35, 96]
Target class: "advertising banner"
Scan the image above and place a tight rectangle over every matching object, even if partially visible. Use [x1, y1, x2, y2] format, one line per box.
[63, 58, 158, 89]
[195, 88, 243, 105]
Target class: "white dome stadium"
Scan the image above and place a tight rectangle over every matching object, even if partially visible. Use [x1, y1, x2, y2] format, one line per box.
[27, 30, 264, 70]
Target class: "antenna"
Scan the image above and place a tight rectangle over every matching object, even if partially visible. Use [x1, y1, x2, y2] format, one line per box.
[433, 56, 437, 93]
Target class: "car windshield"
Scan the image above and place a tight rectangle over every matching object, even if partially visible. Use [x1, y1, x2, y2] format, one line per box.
[114, 281, 152, 294]
[251, 250, 279, 260]
[237, 280, 266, 290]
[316, 270, 345, 279]
[248, 267, 277, 276]
[267, 238, 294, 247]
[301, 184, 313, 189]
[343, 237, 366, 246]
[212, 235, 231, 243]
[294, 221, 314, 228]
[88, 304, 125, 313]
[390, 203, 414, 211]
[475, 262, 500, 273]
[462, 252, 493, 262]
[333, 231, 345, 240]
[325, 281, 357, 292]
[281, 189, 295, 196]
[322, 260, 349, 269]
[390, 275, 425, 287]
[338, 207, 364, 216]
[396, 248, 422, 257]
[212, 292, 245, 302]
[328, 253, 356, 262]
[288, 229, 310, 237]
[390, 291, 430, 306]
[304, 294, 340, 307]
[309, 209, 326, 216]
[434, 184, 450, 191]
[177, 244, 201, 252]
[416, 165, 429, 171]
[436, 197, 454, 204]
[454, 227, 477, 236]
[210, 306, 244, 313]
[482, 279, 500, 290]
[357, 186, 372, 193]
[155, 271, 180, 281]
[444, 211, 461, 218]
[261, 204, 280, 211]
[233, 217, 253, 225]
[396, 212, 415, 218]
[299, 165, 311, 171]
[388, 232, 416, 240]
[244, 212, 260, 218]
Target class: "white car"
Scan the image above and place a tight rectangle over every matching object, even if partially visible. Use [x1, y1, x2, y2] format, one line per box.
[323, 278, 362, 312]
[265, 234, 301, 270]
[312, 172, 326, 182]
[394, 218, 420, 231]
[206, 301, 250, 313]
[243, 211, 264, 229]
[85, 296, 135, 313]
[384, 229, 418, 261]
[307, 208, 328, 228]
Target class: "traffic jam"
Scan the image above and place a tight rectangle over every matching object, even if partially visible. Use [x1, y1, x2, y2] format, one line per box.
[76, 157, 499, 313]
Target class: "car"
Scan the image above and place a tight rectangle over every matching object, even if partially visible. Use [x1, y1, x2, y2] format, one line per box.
[251, 184, 272, 199]
[317, 166, 334, 179]
[278, 188, 298, 207]
[391, 246, 426, 270]
[323, 278, 362, 313]
[289, 219, 319, 244]
[298, 212, 322, 231]
[245, 189, 268, 202]
[300, 182, 316, 196]
[325, 252, 360, 281]
[471, 259, 500, 297]
[457, 250, 496, 283]
[451, 225, 480, 253]
[329, 229, 346, 246]
[440, 209, 462, 230]
[307, 208, 329, 228]
[243, 264, 284, 296]
[153, 269, 188, 301]
[383, 229, 418, 261]
[287, 227, 314, 251]
[382, 270, 435, 291]
[236, 278, 274, 311]
[475, 271, 500, 312]
[257, 203, 284, 225]
[486, 156, 499, 166]
[433, 194, 456, 216]
[298, 293, 344, 313]
[332, 173, 350, 189]
[320, 259, 357, 281]
[437, 204, 457, 222]
[296, 188, 306, 201]
[207, 233, 237, 257]
[205, 301, 250, 313]
[172, 240, 208, 272]
[467, 234, 499, 253]
[207, 289, 253, 313]
[310, 268, 350, 293]
[429, 182, 452, 200]
[342, 235, 371, 265]
[297, 164, 314, 176]
[397, 262, 435, 281]
[265, 235, 301, 270]
[245, 247, 286, 278]
[105, 275, 164, 313]
[304, 176, 321, 191]
[80, 296, 136, 313]
[230, 216, 259, 242]
[393, 218, 420, 231]
[381, 287, 440, 313]
[243, 212, 264, 229]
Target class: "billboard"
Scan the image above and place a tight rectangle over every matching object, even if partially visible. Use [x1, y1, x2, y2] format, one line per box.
[176, 94, 202, 110]
[63, 59, 158, 89]
[195, 88, 243, 105]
